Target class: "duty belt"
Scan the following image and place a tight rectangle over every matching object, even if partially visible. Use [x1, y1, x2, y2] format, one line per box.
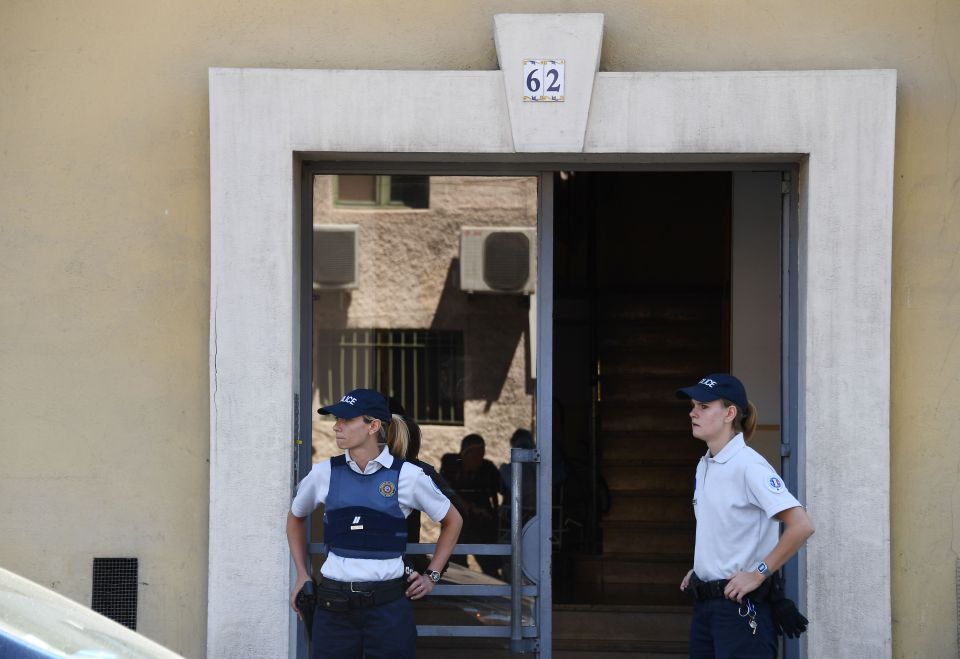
[317, 576, 406, 610]
[687, 577, 730, 601]
[686, 574, 772, 603]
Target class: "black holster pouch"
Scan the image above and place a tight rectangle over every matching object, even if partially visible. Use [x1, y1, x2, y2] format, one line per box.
[314, 582, 352, 612]
[685, 573, 728, 601]
[768, 571, 809, 638]
[295, 579, 318, 641]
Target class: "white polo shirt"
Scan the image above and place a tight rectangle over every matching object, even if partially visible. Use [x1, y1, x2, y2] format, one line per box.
[291, 446, 451, 582]
[692, 433, 802, 581]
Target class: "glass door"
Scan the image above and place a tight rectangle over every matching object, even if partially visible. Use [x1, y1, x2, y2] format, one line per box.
[297, 168, 553, 657]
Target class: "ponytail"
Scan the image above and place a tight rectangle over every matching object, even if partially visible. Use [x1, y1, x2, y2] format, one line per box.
[385, 414, 409, 460]
[741, 401, 758, 441]
[723, 399, 758, 441]
[363, 413, 417, 461]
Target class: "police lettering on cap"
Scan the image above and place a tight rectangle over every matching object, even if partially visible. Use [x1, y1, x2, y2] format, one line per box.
[676, 373, 749, 412]
[318, 388, 392, 424]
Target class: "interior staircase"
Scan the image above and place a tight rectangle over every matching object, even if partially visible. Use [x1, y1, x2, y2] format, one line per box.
[558, 291, 725, 655]
[553, 604, 691, 658]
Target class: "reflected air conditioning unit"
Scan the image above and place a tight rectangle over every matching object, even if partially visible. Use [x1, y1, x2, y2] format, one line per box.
[313, 224, 359, 290]
[460, 227, 536, 294]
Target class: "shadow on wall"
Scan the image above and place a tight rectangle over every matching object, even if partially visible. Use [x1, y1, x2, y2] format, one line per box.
[313, 290, 351, 329]
[431, 258, 530, 410]
[313, 290, 351, 389]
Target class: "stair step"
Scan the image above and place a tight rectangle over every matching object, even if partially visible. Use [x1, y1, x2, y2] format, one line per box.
[602, 520, 695, 530]
[599, 387, 698, 406]
[599, 407, 691, 431]
[419, 643, 688, 658]
[602, 432, 703, 461]
[416, 606, 692, 656]
[600, 382, 697, 404]
[599, 341, 716, 358]
[601, 456, 692, 466]
[601, 521, 695, 553]
[601, 462, 692, 492]
[598, 314, 719, 332]
[604, 491, 695, 522]
[553, 638, 688, 657]
[598, 298, 721, 324]
[601, 352, 720, 376]
[553, 603, 691, 638]
[568, 581, 693, 607]
[415, 640, 509, 658]
[574, 554, 693, 592]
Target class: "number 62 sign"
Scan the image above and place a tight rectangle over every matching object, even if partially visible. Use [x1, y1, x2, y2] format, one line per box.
[522, 59, 565, 102]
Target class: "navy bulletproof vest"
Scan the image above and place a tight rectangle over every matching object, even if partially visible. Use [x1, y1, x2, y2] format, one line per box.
[323, 454, 408, 559]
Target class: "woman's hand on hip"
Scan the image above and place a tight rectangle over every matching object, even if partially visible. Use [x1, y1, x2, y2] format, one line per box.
[723, 570, 765, 603]
[405, 571, 434, 600]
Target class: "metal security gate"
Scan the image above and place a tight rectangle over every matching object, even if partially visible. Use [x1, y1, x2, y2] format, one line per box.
[316, 329, 465, 426]
[295, 165, 555, 657]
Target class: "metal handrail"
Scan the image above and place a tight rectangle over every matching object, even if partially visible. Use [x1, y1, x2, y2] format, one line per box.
[510, 447, 539, 653]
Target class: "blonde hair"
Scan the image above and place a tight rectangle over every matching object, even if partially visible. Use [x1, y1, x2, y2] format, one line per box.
[365, 413, 410, 459]
[723, 399, 758, 441]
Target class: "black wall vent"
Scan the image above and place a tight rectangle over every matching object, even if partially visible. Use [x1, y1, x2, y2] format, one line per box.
[92, 557, 138, 630]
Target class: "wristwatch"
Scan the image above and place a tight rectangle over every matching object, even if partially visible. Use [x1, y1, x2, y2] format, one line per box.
[426, 570, 442, 584]
[756, 562, 769, 576]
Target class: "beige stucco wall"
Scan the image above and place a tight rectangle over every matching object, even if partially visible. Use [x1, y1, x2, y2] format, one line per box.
[1, 2, 957, 657]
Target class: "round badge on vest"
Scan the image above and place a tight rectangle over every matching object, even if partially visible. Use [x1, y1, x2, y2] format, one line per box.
[379, 481, 397, 497]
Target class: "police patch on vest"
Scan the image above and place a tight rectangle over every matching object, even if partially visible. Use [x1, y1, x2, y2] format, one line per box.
[766, 476, 785, 493]
[379, 480, 397, 497]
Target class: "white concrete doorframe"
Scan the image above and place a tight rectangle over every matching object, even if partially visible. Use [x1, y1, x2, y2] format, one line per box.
[208, 13, 896, 659]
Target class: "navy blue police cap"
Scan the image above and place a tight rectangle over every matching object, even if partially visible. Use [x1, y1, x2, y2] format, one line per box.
[676, 373, 748, 412]
[318, 388, 392, 423]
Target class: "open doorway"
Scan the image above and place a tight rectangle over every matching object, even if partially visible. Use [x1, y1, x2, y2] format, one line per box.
[551, 170, 785, 655]
[297, 167, 789, 657]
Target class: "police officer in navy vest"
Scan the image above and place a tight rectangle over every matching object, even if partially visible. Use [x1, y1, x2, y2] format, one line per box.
[286, 388, 463, 658]
[677, 374, 815, 658]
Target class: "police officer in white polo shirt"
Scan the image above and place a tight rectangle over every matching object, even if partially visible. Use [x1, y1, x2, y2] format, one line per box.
[286, 388, 463, 658]
[676, 374, 815, 658]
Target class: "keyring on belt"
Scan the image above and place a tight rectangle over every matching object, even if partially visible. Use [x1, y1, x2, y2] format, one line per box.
[738, 597, 759, 635]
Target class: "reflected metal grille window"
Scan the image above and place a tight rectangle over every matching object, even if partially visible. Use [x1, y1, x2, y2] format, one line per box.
[334, 175, 429, 208]
[317, 329, 463, 425]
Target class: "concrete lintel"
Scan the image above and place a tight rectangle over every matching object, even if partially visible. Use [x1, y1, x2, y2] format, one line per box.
[494, 13, 603, 152]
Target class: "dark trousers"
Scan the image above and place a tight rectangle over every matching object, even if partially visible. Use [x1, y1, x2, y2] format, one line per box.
[689, 597, 778, 659]
[311, 595, 416, 659]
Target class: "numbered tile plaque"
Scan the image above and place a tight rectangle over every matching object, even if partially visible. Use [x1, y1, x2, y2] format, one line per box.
[522, 59, 565, 102]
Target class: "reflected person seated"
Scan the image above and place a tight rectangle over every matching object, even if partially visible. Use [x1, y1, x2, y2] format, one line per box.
[440, 434, 502, 577]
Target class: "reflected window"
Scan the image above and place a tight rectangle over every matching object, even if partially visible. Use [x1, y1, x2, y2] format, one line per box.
[335, 175, 429, 209]
[317, 329, 463, 425]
